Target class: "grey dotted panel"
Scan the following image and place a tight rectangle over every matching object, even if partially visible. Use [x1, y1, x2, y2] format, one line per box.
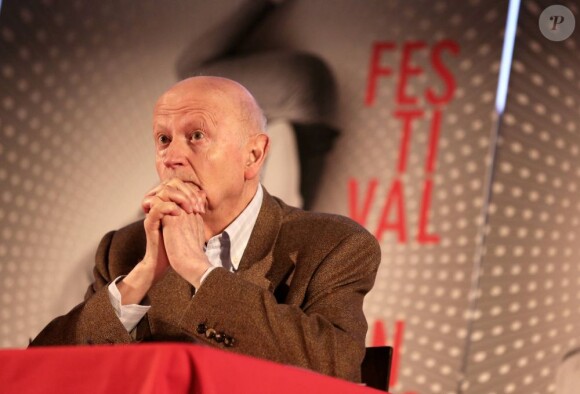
[0, 0, 203, 347]
[461, 1, 580, 393]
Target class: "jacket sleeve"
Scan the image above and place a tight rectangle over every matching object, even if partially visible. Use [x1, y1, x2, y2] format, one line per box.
[177, 230, 381, 382]
[29, 231, 134, 346]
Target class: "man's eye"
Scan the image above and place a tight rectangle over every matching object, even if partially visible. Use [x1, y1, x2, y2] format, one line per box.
[158, 135, 170, 144]
[191, 130, 204, 141]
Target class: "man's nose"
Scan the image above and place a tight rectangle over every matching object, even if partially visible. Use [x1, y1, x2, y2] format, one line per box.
[162, 139, 188, 168]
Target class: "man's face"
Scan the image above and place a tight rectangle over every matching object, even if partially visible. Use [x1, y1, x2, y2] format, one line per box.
[152, 82, 249, 213]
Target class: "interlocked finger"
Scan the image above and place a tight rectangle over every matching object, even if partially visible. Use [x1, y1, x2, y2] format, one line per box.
[144, 178, 206, 214]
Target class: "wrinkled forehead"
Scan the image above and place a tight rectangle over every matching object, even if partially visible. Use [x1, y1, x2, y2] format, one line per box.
[152, 77, 264, 139]
[154, 87, 234, 126]
[155, 83, 232, 113]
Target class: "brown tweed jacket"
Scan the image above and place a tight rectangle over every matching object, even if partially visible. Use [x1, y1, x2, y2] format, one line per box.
[30, 191, 381, 382]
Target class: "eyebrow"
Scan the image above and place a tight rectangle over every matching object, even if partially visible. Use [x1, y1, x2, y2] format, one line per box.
[180, 116, 210, 132]
[152, 122, 168, 134]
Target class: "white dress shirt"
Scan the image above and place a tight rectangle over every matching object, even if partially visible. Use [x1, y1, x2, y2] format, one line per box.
[108, 185, 264, 332]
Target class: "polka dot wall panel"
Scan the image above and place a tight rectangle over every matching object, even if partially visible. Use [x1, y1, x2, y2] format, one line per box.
[0, 0, 232, 347]
[462, 1, 580, 393]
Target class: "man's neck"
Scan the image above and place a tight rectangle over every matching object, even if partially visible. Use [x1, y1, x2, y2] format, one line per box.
[203, 183, 259, 240]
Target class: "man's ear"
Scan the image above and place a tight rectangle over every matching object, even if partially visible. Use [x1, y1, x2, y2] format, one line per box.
[244, 133, 270, 180]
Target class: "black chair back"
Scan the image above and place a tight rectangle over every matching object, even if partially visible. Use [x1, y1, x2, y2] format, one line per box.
[361, 346, 393, 392]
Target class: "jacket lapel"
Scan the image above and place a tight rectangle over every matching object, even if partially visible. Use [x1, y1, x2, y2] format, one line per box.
[237, 190, 296, 293]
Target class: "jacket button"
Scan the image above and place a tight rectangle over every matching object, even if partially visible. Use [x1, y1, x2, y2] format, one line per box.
[214, 332, 225, 343]
[196, 323, 207, 335]
[205, 328, 217, 339]
[224, 336, 235, 347]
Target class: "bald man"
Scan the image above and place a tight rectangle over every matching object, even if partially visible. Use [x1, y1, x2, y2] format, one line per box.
[30, 77, 381, 382]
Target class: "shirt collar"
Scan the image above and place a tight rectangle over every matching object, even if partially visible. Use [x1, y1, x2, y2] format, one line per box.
[221, 184, 263, 270]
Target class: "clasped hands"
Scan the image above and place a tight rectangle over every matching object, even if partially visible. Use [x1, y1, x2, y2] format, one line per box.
[118, 178, 211, 305]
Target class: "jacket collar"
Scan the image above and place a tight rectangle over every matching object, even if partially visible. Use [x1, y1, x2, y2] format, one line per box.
[236, 188, 295, 292]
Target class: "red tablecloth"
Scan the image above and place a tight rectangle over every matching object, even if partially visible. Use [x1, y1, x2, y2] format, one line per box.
[0, 343, 380, 393]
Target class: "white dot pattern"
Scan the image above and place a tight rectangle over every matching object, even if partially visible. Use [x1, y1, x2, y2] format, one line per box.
[0, 0, 218, 348]
[461, 1, 580, 393]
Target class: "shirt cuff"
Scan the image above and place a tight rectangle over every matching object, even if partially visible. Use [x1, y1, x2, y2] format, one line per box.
[107, 276, 150, 332]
